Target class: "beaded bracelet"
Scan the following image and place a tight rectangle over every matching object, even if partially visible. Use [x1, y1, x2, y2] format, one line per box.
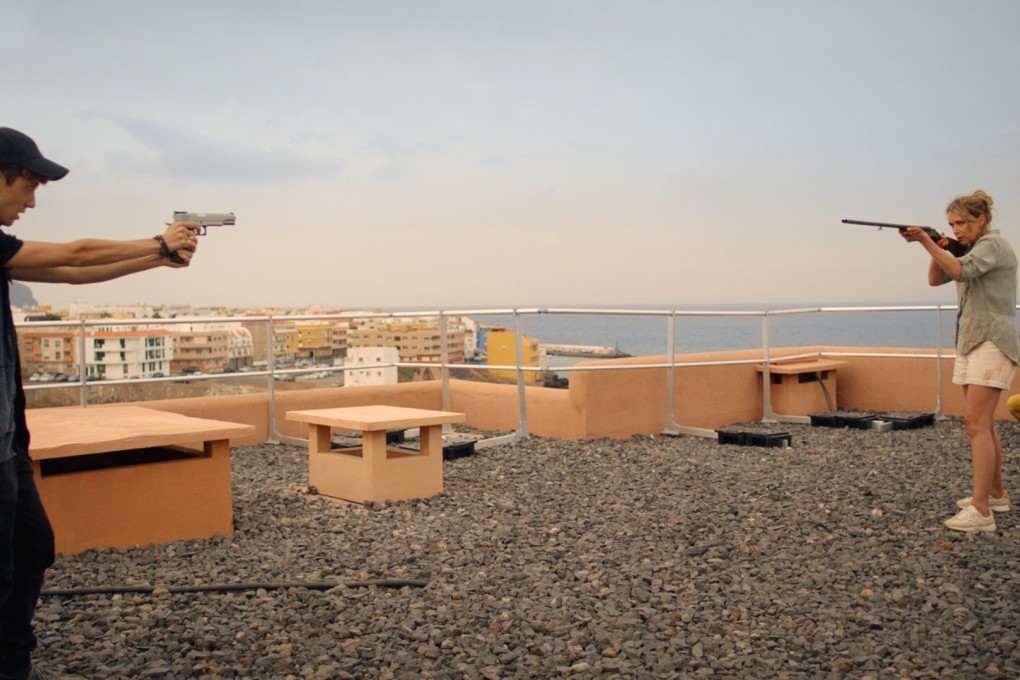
[153, 235, 170, 259]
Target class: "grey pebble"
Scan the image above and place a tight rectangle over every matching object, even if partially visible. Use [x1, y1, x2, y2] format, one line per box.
[33, 418, 1020, 678]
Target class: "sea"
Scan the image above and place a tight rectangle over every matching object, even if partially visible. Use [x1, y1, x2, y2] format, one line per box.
[452, 302, 963, 372]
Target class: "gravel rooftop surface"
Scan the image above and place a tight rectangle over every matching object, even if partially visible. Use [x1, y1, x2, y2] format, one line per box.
[34, 418, 1020, 679]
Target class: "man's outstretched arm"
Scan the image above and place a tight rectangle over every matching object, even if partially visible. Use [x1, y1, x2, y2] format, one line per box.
[5, 221, 197, 284]
[11, 248, 193, 284]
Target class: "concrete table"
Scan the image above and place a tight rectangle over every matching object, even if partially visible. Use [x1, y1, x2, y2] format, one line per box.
[286, 405, 466, 504]
[28, 405, 254, 555]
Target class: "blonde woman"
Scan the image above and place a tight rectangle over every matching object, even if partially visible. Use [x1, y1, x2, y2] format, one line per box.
[902, 190, 1017, 532]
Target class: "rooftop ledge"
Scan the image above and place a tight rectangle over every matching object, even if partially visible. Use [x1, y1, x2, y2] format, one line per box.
[28, 346, 1006, 444]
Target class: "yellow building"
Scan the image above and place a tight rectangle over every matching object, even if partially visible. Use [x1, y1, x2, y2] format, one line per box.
[273, 322, 300, 366]
[295, 320, 334, 363]
[332, 322, 349, 360]
[244, 318, 345, 367]
[486, 330, 542, 384]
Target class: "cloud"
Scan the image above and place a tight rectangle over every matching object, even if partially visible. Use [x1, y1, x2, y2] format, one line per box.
[78, 112, 343, 181]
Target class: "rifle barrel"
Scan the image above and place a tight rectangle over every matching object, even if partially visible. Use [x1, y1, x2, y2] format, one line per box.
[842, 219, 929, 230]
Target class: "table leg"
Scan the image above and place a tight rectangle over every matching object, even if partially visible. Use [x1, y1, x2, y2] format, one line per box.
[420, 424, 441, 459]
[308, 423, 332, 454]
[363, 429, 388, 469]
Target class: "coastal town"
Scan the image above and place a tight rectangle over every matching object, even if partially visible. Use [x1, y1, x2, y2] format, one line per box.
[13, 299, 626, 390]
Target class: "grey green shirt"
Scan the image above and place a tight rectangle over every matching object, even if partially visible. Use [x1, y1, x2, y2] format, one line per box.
[943, 230, 1020, 363]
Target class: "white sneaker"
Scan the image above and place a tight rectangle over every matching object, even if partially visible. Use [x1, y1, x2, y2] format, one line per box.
[944, 505, 997, 533]
[956, 491, 1012, 512]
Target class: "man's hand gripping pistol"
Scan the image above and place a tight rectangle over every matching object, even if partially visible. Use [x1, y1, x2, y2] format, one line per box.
[166, 211, 237, 263]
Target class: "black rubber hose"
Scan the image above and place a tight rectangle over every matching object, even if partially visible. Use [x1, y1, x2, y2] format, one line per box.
[810, 372, 835, 412]
[40, 578, 428, 597]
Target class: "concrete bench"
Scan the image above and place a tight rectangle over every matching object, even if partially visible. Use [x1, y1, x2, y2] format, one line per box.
[286, 405, 466, 504]
[28, 405, 254, 555]
[756, 359, 849, 415]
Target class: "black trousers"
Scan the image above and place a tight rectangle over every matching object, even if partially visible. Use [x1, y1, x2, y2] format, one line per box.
[0, 448, 55, 678]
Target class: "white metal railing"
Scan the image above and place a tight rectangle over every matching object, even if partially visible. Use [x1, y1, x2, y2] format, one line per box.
[18, 304, 965, 441]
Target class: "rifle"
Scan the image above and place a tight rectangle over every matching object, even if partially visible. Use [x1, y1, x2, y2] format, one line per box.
[842, 219, 965, 257]
[165, 211, 236, 264]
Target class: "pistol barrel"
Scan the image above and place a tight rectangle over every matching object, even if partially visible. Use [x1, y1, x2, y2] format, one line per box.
[172, 211, 236, 234]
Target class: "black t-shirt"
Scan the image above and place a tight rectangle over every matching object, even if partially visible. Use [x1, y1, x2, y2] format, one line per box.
[0, 230, 26, 462]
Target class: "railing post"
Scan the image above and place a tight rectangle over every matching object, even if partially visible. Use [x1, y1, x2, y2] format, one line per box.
[267, 313, 279, 442]
[662, 312, 679, 435]
[439, 313, 452, 429]
[936, 306, 944, 418]
[513, 309, 529, 437]
[761, 312, 776, 422]
[78, 318, 88, 407]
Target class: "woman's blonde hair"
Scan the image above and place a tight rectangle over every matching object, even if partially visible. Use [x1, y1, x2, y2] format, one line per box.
[946, 189, 994, 228]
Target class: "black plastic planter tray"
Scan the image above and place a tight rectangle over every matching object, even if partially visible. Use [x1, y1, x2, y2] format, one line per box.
[839, 412, 878, 429]
[809, 412, 841, 428]
[395, 437, 480, 460]
[746, 430, 793, 448]
[809, 411, 876, 429]
[716, 427, 792, 448]
[878, 412, 936, 430]
[716, 428, 749, 445]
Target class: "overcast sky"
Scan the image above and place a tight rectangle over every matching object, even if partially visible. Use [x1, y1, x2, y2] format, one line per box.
[5, 1, 1019, 311]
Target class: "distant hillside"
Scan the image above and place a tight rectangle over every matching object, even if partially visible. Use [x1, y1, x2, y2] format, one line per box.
[12, 283, 37, 307]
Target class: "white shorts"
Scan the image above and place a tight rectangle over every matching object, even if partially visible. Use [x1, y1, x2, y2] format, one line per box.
[953, 341, 1017, 389]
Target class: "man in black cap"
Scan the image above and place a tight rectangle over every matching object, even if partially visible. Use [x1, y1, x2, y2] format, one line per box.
[0, 127, 200, 680]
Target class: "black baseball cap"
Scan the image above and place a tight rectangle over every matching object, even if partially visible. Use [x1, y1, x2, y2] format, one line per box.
[0, 127, 69, 180]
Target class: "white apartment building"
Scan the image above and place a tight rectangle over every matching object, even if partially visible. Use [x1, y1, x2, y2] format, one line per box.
[344, 347, 398, 386]
[85, 329, 173, 380]
[462, 316, 479, 359]
[226, 327, 255, 371]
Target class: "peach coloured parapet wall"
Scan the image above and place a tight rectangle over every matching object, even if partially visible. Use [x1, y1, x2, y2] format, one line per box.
[62, 346, 1020, 443]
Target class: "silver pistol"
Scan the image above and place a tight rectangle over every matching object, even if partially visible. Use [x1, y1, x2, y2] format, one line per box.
[172, 211, 237, 236]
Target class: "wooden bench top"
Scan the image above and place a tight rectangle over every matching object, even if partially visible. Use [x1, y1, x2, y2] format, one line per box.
[286, 405, 466, 431]
[755, 359, 849, 375]
[27, 405, 255, 461]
